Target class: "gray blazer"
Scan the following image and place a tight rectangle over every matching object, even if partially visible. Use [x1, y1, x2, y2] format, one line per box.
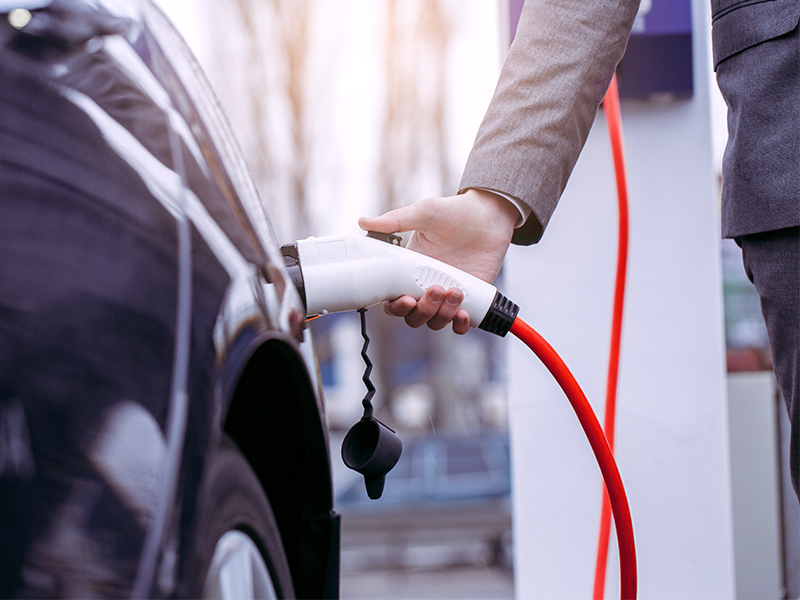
[712, 0, 800, 238]
[461, 0, 800, 245]
[711, 0, 800, 68]
[459, 0, 641, 245]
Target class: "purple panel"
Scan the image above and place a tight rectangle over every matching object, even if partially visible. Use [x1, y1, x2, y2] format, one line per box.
[617, 33, 694, 98]
[508, 0, 524, 44]
[618, 0, 694, 98]
[635, 0, 692, 36]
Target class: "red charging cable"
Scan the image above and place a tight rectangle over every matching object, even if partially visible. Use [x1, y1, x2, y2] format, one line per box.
[510, 317, 637, 600]
[508, 74, 633, 598]
[593, 73, 631, 600]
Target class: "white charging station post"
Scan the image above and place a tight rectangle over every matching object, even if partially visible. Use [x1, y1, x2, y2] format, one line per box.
[504, 0, 735, 597]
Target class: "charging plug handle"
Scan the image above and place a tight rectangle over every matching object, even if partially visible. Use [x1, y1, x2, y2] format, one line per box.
[282, 234, 518, 337]
[480, 291, 519, 337]
[281, 243, 306, 308]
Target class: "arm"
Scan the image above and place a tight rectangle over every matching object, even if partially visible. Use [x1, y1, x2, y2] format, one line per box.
[461, 0, 640, 245]
[363, 0, 640, 330]
[359, 189, 519, 334]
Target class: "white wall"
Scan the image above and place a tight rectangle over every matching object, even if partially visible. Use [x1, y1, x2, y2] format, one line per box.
[505, 0, 734, 597]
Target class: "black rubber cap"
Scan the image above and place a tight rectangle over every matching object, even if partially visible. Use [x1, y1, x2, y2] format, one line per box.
[478, 291, 519, 337]
[342, 416, 403, 500]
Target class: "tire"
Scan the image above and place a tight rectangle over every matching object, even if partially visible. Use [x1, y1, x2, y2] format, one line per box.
[181, 436, 294, 599]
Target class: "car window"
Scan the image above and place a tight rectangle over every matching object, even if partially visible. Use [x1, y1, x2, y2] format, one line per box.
[377, 443, 425, 501]
[432, 438, 510, 499]
[445, 441, 489, 476]
[336, 435, 511, 507]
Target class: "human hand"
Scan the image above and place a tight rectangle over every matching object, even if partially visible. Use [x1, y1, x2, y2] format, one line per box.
[358, 189, 519, 334]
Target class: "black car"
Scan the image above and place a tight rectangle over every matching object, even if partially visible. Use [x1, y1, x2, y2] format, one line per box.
[0, 1, 337, 598]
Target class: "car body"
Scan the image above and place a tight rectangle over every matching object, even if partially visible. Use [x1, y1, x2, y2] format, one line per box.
[335, 432, 512, 572]
[0, 1, 337, 597]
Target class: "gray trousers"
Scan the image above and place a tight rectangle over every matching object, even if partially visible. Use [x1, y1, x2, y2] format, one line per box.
[717, 15, 800, 500]
[738, 228, 800, 498]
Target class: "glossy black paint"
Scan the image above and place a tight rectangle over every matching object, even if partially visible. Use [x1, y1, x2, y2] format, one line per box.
[0, 1, 336, 597]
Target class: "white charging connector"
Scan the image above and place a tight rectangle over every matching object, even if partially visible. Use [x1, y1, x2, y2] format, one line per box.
[282, 233, 518, 336]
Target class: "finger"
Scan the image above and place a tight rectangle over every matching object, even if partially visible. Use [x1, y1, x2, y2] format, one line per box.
[452, 309, 471, 335]
[426, 288, 464, 331]
[382, 296, 417, 317]
[358, 200, 431, 235]
[404, 285, 445, 328]
[358, 214, 396, 233]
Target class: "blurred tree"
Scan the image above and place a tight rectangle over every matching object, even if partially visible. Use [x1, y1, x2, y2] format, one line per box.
[378, 0, 453, 214]
[206, 0, 313, 240]
[373, 0, 460, 429]
[198, 0, 504, 433]
[274, 0, 312, 237]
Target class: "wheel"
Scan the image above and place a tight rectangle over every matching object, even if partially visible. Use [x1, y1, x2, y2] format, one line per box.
[181, 436, 294, 599]
[203, 531, 276, 599]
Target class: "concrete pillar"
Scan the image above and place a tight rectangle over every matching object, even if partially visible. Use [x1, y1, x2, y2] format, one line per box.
[505, 0, 734, 596]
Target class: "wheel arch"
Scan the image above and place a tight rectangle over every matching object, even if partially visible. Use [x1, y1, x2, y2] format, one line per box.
[222, 333, 339, 599]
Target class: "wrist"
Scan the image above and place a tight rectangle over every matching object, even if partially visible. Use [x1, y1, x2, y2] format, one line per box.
[462, 188, 521, 232]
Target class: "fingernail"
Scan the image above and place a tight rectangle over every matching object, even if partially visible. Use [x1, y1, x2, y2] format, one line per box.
[446, 292, 462, 305]
[430, 289, 443, 302]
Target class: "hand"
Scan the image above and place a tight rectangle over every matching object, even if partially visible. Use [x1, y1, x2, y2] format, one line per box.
[358, 189, 519, 334]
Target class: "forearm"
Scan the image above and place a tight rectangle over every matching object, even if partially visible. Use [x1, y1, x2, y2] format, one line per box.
[460, 0, 640, 245]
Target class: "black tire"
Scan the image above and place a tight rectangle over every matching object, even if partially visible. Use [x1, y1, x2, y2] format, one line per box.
[181, 436, 295, 599]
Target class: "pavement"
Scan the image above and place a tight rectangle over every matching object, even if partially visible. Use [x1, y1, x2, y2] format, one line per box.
[341, 564, 514, 600]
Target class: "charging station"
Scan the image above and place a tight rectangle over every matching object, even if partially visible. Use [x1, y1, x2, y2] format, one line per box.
[504, 0, 735, 597]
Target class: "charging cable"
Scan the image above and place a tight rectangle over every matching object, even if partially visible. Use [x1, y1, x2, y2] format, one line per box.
[282, 227, 638, 598]
[593, 73, 630, 600]
[510, 316, 636, 600]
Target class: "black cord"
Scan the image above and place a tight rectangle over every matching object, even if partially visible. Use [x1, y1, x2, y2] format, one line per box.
[358, 308, 375, 418]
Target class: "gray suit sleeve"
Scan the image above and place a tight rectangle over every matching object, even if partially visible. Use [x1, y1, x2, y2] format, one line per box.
[459, 0, 640, 245]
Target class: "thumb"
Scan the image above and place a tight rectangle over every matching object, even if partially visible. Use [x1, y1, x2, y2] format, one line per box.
[358, 202, 429, 234]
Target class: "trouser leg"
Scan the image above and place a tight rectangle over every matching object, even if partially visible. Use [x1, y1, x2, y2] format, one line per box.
[738, 227, 800, 500]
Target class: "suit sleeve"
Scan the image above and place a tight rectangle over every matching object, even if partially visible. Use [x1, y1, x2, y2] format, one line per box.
[459, 0, 640, 245]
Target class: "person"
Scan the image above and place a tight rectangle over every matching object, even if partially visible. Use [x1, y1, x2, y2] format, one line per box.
[360, 0, 642, 331]
[359, 0, 800, 497]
